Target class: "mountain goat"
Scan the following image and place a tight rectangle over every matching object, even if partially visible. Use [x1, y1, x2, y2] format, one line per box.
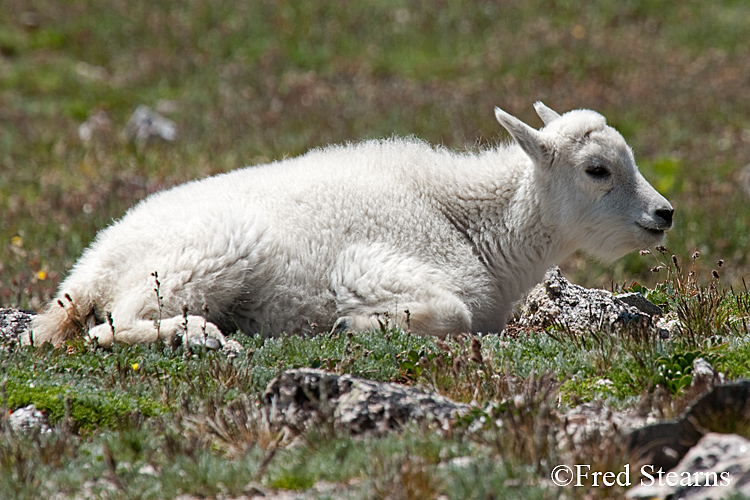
[28, 102, 673, 348]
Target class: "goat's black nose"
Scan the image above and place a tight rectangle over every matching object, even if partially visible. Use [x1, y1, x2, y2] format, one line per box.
[655, 207, 674, 227]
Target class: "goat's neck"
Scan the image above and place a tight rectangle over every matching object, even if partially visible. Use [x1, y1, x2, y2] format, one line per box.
[436, 152, 571, 288]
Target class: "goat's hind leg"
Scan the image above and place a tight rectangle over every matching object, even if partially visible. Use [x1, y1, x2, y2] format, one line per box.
[87, 314, 226, 348]
[333, 306, 470, 339]
[332, 245, 473, 338]
[333, 294, 471, 339]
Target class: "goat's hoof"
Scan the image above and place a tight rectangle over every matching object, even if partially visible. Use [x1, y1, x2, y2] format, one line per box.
[205, 337, 222, 350]
[331, 316, 351, 334]
[186, 334, 221, 350]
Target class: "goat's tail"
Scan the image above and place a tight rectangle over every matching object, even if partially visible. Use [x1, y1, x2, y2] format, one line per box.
[26, 290, 96, 347]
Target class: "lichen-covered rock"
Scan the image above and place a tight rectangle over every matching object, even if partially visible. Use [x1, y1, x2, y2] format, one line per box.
[557, 402, 657, 451]
[628, 381, 750, 472]
[7, 404, 51, 434]
[263, 368, 469, 435]
[517, 267, 656, 334]
[627, 433, 750, 499]
[0, 308, 33, 348]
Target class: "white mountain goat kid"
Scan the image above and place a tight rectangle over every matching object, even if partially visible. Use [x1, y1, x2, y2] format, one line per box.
[28, 102, 673, 347]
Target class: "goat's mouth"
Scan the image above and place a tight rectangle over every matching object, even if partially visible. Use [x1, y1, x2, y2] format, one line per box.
[636, 223, 666, 237]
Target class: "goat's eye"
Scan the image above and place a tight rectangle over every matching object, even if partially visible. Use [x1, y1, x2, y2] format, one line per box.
[585, 165, 611, 180]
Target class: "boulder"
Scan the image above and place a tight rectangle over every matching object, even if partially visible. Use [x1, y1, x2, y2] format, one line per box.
[517, 267, 658, 335]
[628, 433, 750, 499]
[628, 381, 750, 472]
[263, 368, 469, 436]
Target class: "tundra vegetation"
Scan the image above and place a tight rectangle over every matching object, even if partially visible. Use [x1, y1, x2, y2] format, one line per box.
[2, 1, 750, 499]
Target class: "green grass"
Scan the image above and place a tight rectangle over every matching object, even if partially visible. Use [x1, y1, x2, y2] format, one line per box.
[3, 261, 750, 498]
[3, 0, 750, 498]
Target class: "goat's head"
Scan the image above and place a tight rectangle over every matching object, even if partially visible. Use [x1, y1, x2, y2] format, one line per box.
[494, 102, 673, 261]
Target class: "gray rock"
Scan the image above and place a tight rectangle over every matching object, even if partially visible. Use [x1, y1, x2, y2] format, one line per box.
[628, 419, 702, 474]
[263, 368, 469, 436]
[629, 380, 750, 472]
[615, 291, 664, 317]
[628, 433, 750, 499]
[123, 105, 177, 144]
[655, 314, 681, 339]
[557, 402, 656, 451]
[0, 308, 33, 348]
[517, 267, 653, 334]
[8, 404, 51, 434]
[691, 357, 725, 393]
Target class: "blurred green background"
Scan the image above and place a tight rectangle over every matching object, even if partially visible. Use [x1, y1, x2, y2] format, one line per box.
[1, 0, 749, 311]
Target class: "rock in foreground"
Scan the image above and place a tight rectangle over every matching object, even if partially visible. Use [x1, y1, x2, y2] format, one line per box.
[263, 368, 469, 436]
[628, 433, 750, 500]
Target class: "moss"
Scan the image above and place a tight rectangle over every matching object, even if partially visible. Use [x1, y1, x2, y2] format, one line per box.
[5, 379, 167, 431]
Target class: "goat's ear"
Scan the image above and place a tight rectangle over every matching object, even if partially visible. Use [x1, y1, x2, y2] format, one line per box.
[533, 101, 561, 126]
[495, 106, 552, 166]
